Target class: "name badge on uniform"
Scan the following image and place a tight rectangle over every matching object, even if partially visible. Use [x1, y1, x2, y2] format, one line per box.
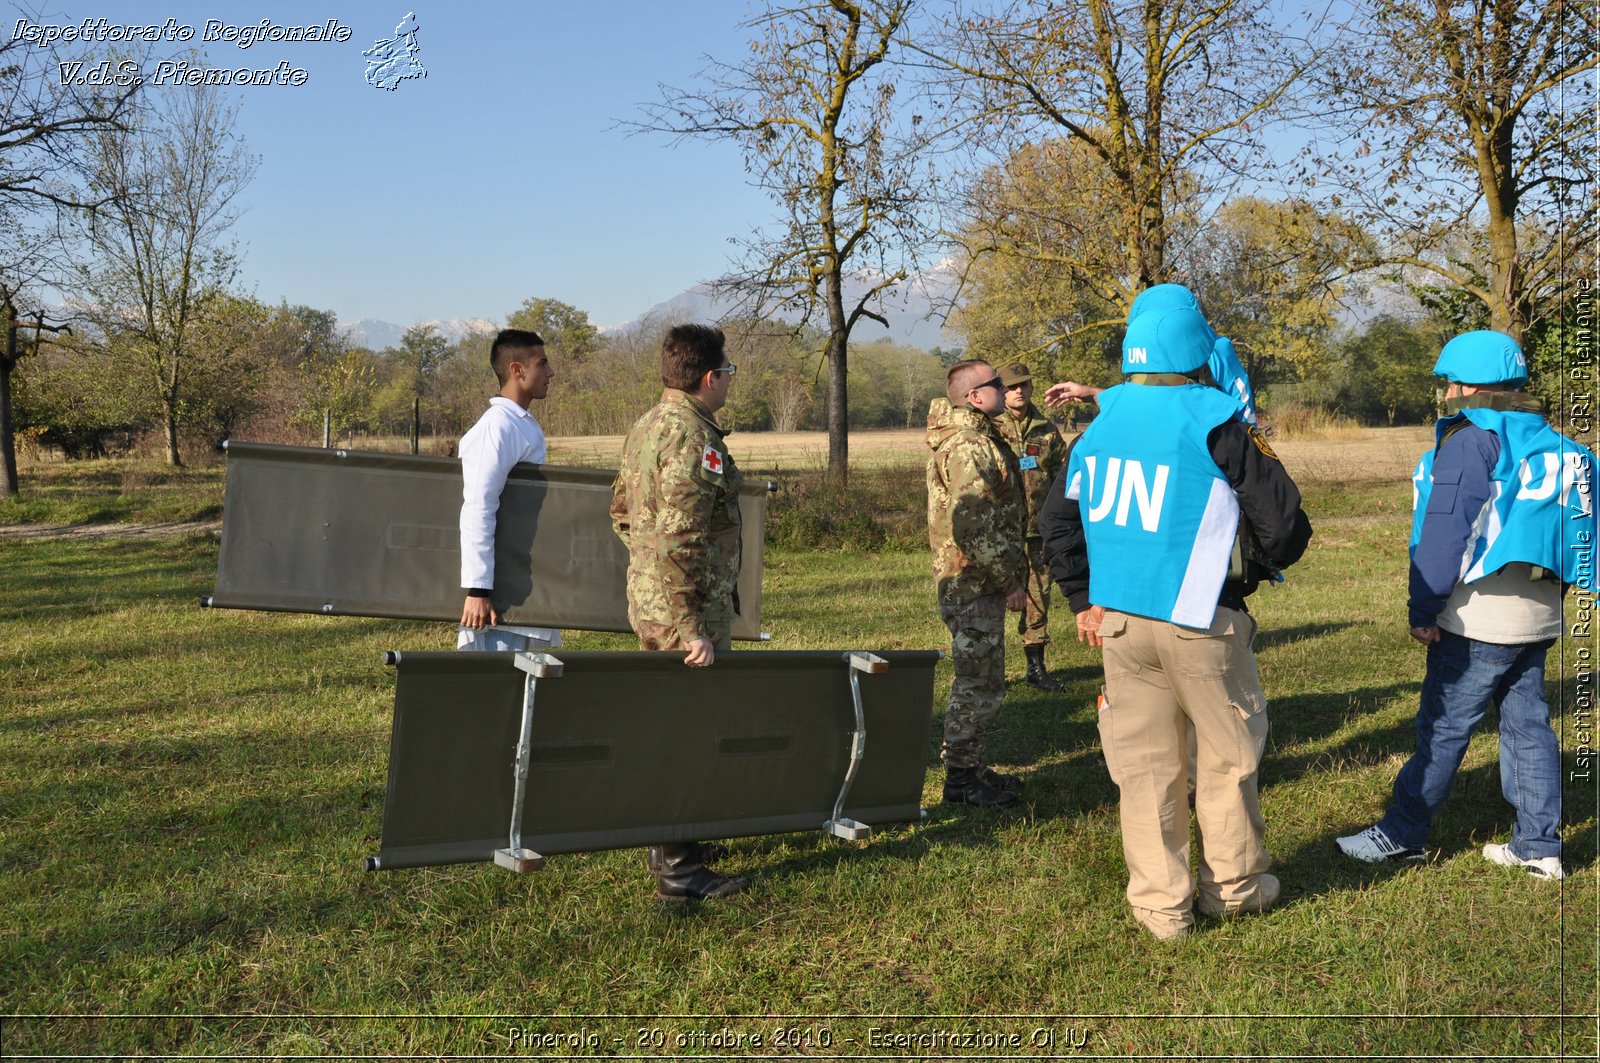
[701, 445, 724, 474]
[1019, 456, 1038, 471]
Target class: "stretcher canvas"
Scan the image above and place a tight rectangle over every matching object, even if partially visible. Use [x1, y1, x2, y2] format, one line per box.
[369, 649, 940, 869]
[205, 441, 769, 639]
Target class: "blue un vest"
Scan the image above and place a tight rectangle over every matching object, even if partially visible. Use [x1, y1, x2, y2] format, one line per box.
[1411, 407, 1598, 591]
[1209, 339, 1257, 426]
[1067, 383, 1247, 627]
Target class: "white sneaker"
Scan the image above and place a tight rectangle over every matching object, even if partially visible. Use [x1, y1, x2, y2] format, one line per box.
[1335, 825, 1425, 864]
[1482, 842, 1565, 880]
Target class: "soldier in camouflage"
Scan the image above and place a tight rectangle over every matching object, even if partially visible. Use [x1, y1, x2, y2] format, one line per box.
[926, 359, 1030, 807]
[610, 323, 748, 902]
[995, 362, 1071, 691]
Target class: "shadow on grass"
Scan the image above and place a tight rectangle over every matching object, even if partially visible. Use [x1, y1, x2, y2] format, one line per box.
[1273, 743, 1596, 912]
[1262, 681, 1422, 783]
[0, 535, 218, 619]
[1253, 621, 1359, 651]
[0, 627, 400, 733]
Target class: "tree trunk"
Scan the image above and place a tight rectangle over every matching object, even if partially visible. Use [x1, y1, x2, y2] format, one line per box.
[825, 328, 849, 488]
[0, 354, 18, 499]
[1485, 207, 1526, 344]
[822, 257, 851, 487]
[1, 301, 19, 496]
[164, 408, 183, 467]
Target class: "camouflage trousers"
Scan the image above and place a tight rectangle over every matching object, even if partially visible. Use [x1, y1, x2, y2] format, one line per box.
[940, 592, 1007, 770]
[632, 605, 733, 652]
[1018, 537, 1052, 647]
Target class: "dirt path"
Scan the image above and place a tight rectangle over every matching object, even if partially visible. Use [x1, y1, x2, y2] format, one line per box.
[0, 521, 221, 541]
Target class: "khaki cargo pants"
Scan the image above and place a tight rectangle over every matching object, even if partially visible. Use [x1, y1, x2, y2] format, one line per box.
[1096, 607, 1274, 938]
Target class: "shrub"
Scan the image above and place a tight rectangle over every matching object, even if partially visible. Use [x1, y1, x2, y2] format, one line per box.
[763, 461, 927, 551]
[1264, 405, 1365, 441]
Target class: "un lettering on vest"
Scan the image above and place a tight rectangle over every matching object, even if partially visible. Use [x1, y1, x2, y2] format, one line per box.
[1413, 452, 1592, 515]
[1516, 451, 1592, 513]
[1081, 454, 1169, 532]
[1126, 347, 1148, 364]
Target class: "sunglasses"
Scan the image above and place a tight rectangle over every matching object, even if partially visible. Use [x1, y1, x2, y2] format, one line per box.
[969, 375, 1004, 393]
[711, 364, 737, 376]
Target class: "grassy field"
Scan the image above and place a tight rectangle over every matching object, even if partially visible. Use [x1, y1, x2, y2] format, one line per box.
[1, 429, 1595, 1058]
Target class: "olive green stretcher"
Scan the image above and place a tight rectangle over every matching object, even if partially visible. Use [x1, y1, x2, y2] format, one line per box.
[367, 649, 940, 871]
[202, 441, 770, 639]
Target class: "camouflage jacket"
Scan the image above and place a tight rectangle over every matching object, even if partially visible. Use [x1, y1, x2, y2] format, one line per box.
[926, 398, 1027, 606]
[995, 402, 1069, 537]
[610, 389, 743, 644]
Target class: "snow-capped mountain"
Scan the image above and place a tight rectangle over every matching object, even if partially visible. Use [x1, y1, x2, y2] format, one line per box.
[337, 317, 498, 350]
[608, 264, 961, 350]
[336, 264, 964, 354]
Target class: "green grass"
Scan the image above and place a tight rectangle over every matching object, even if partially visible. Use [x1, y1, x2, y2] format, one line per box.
[0, 462, 1595, 1057]
[0, 457, 226, 525]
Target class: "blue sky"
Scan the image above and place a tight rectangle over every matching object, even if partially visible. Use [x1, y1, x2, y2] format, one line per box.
[26, 1, 778, 328]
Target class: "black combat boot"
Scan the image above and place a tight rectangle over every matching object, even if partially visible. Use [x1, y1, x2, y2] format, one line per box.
[979, 766, 1025, 793]
[1024, 644, 1064, 691]
[651, 843, 750, 903]
[647, 840, 730, 873]
[943, 765, 1020, 806]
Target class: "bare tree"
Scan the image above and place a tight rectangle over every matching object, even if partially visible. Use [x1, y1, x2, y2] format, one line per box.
[0, 26, 141, 495]
[1312, 0, 1596, 342]
[73, 77, 256, 466]
[637, 0, 925, 486]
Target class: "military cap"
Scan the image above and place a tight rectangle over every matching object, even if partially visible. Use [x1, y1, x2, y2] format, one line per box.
[998, 363, 1033, 387]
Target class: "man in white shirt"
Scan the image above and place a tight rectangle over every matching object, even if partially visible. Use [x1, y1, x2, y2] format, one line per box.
[457, 328, 561, 652]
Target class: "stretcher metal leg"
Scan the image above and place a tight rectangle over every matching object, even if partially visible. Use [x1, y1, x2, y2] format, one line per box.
[824, 652, 886, 841]
[493, 651, 564, 872]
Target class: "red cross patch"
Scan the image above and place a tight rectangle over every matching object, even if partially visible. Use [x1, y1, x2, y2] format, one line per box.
[701, 445, 723, 474]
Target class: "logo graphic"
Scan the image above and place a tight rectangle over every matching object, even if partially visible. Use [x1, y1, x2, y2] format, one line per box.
[363, 12, 425, 90]
[1083, 455, 1169, 531]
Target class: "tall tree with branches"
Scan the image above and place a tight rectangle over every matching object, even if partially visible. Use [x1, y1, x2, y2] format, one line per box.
[0, 27, 141, 495]
[73, 77, 256, 466]
[1312, 0, 1596, 343]
[928, 0, 1316, 323]
[638, 0, 924, 486]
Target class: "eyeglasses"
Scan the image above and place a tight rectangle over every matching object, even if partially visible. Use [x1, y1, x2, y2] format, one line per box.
[969, 375, 1003, 393]
[711, 364, 737, 376]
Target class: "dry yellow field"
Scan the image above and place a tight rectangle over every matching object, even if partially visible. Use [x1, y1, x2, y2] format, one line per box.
[549, 424, 1436, 482]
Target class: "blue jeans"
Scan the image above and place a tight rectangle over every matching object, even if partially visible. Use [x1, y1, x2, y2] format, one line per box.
[1378, 631, 1561, 859]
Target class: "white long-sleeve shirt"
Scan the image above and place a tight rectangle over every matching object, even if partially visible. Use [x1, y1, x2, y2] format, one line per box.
[458, 396, 560, 645]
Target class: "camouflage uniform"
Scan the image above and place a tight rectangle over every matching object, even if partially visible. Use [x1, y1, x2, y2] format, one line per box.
[995, 403, 1070, 647]
[925, 398, 1027, 769]
[610, 389, 743, 651]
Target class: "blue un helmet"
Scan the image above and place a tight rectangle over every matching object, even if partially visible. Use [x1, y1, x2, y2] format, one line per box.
[1432, 329, 1528, 386]
[1128, 282, 1202, 323]
[1122, 306, 1216, 375]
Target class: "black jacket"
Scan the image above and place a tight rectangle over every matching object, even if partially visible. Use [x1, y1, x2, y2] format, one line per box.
[1039, 421, 1313, 616]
